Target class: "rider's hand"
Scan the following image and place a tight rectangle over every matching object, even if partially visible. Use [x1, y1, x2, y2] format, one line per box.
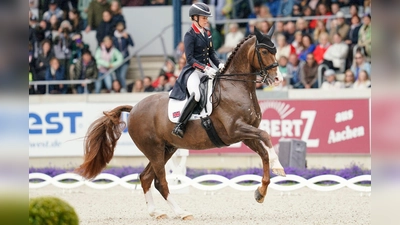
[204, 66, 217, 78]
[218, 63, 225, 71]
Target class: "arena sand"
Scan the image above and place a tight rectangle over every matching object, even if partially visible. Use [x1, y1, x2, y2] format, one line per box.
[29, 186, 370, 225]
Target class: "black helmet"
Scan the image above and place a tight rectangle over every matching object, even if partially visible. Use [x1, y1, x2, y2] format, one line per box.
[189, 3, 212, 17]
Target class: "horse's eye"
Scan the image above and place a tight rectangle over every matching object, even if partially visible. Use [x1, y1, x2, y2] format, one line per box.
[262, 50, 268, 55]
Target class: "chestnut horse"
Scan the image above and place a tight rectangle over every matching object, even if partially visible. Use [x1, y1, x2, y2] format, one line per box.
[76, 27, 286, 219]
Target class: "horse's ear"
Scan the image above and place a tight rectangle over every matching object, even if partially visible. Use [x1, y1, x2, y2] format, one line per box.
[254, 26, 264, 43]
[267, 23, 275, 38]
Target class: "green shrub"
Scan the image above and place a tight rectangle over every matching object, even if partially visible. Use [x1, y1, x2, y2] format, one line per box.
[29, 196, 79, 225]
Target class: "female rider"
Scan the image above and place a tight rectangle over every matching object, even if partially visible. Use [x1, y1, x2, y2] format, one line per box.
[170, 2, 224, 138]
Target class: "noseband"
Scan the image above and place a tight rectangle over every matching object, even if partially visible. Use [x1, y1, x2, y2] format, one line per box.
[254, 40, 279, 85]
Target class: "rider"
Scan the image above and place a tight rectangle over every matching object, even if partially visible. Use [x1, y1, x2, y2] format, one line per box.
[170, 2, 224, 138]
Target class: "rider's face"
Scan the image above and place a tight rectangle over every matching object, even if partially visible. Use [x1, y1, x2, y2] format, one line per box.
[198, 16, 209, 28]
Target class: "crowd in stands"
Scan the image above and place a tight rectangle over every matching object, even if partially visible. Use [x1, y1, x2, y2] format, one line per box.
[29, 0, 371, 94]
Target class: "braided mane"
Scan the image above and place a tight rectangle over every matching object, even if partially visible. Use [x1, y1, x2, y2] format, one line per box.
[220, 35, 254, 74]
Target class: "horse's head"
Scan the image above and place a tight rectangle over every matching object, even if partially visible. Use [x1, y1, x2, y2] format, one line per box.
[251, 25, 282, 86]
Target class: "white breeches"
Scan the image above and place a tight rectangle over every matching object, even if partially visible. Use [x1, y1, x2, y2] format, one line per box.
[187, 70, 206, 102]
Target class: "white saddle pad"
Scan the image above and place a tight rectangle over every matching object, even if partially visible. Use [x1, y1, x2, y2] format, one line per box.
[168, 78, 214, 123]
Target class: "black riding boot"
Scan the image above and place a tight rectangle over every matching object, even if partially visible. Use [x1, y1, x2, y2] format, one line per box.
[171, 95, 198, 138]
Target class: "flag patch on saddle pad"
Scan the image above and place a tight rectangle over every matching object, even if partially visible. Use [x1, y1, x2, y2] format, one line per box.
[172, 111, 180, 118]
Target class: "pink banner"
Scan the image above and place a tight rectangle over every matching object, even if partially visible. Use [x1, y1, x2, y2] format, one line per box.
[190, 99, 370, 154]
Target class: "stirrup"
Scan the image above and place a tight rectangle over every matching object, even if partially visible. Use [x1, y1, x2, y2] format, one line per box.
[172, 123, 184, 138]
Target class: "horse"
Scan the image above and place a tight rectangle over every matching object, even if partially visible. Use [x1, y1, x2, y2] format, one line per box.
[75, 26, 286, 220]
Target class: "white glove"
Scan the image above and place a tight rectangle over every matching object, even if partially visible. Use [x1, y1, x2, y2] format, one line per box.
[204, 66, 217, 78]
[218, 63, 225, 71]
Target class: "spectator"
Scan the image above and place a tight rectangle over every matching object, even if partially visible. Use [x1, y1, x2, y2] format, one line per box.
[45, 57, 67, 94]
[78, 0, 92, 28]
[152, 58, 175, 89]
[275, 34, 295, 61]
[291, 4, 302, 18]
[343, 69, 355, 88]
[350, 52, 371, 80]
[265, 0, 280, 17]
[96, 10, 114, 46]
[258, 5, 273, 26]
[68, 9, 85, 33]
[283, 21, 296, 44]
[326, 2, 341, 29]
[174, 41, 185, 63]
[154, 74, 169, 92]
[42, 0, 64, 22]
[277, 55, 288, 77]
[347, 4, 359, 25]
[287, 53, 303, 88]
[313, 20, 328, 44]
[345, 15, 362, 69]
[29, 65, 35, 94]
[277, 0, 295, 17]
[166, 76, 176, 92]
[53, 28, 72, 77]
[302, 6, 316, 29]
[94, 36, 124, 93]
[113, 22, 134, 91]
[322, 33, 349, 72]
[315, 3, 332, 25]
[296, 17, 312, 36]
[217, 23, 244, 61]
[110, 0, 126, 33]
[246, 1, 262, 35]
[300, 53, 319, 88]
[328, 11, 350, 44]
[291, 31, 303, 56]
[131, 79, 144, 92]
[34, 39, 55, 94]
[35, 20, 52, 43]
[298, 34, 316, 62]
[174, 56, 186, 78]
[313, 32, 330, 64]
[307, 0, 319, 11]
[258, 20, 271, 35]
[49, 15, 61, 41]
[245, 19, 257, 37]
[70, 33, 89, 66]
[111, 79, 122, 93]
[71, 50, 98, 94]
[58, 20, 73, 34]
[209, 0, 230, 33]
[357, 13, 371, 57]
[143, 76, 155, 92]
[353, 70, 371, 89]
[86, 0, 110, 32]
[320, 69, 343, 90]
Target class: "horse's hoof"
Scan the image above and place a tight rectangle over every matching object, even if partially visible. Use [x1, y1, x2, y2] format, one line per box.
[182, 215, 194, 220]
[155, 214, 168, 220]
[272, 168, 286, 177]
[254, 187, 265, 203]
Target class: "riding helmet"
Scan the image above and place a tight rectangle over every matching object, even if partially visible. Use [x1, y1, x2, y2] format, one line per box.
[189, 3, 212, 17]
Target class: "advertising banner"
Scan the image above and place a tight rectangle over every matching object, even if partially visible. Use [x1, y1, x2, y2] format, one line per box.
[29, 99, 370, 157]
[190, 99, 371, 154]
[29, 102, 142, 157]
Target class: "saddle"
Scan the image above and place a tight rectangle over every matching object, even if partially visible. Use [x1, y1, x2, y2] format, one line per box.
[168, 76, 214, 123]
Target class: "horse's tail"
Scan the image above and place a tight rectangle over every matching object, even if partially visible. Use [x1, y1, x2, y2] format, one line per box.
[75, 105, 133, 179]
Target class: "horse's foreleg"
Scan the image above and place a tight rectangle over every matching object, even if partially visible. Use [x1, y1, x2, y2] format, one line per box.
[233, 122, 286, 176]
[140, 163, 167, 219]
[243, 139, 271, 203]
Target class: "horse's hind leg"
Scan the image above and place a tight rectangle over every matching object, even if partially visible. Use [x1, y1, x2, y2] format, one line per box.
[151, 148, 193, 220]
[140, 163, 167, 219]
[243, 139, 273, 203]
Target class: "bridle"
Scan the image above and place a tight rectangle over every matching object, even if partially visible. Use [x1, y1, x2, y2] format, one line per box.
[216, 37, 278, 86]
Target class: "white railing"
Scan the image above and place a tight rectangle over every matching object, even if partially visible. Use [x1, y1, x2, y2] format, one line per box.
[29, 173, 371, 193]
